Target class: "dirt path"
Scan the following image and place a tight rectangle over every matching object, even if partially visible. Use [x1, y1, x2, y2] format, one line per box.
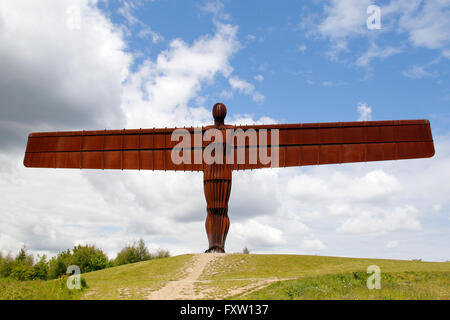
[147, 253, 222, 300]
[147, 253, 295, 300]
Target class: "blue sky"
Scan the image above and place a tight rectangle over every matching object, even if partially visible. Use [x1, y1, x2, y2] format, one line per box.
[100, 0, 450, 128]
[0, 0, 449, 261]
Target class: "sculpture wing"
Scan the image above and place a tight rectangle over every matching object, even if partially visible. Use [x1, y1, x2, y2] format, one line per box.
[23, 128, 203, 171]
[24, 120, 435, 171]
[230, 119, 435, 170]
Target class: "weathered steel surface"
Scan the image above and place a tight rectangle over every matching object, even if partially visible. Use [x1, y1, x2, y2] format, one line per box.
[203, 162, 232, 253]
[23, 121, 434, 170]
[23, 102, 435, 253]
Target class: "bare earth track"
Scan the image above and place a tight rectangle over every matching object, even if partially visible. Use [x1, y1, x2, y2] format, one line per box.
[147, 253, 219, 300]
[147, 254, 285, 300]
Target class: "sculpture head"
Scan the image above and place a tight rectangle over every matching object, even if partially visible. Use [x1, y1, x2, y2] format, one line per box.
[212, 102, 227, 127]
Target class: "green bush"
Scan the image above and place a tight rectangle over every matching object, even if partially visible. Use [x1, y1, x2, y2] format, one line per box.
[114, 239, 152, 266]
[0, 253, 14, 278]
[71, 245, 109, 273]
[33, 255, 49, 280]
[10, 262, 35, 281]
[15, 246, 34, 266]
[114, 239, 170, 266]
[48, 249, 72, 280]
[154, 249, 170, 259]
[47, 245, 109, 279]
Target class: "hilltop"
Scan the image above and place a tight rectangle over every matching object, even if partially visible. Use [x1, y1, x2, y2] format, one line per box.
[1, 254, 449, 300]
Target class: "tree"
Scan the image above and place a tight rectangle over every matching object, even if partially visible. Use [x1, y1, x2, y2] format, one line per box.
[137, 239, 151, 261]
[0, 253, 14, 278]
[71, 244, 109, 273]
[48, 249, 72, 279]
[33, 255, 49, 280]
[114, 239, 156, 266]
[15, 246, 34, 266]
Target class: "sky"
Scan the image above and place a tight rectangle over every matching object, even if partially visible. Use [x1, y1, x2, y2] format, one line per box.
[0, 0, 449, 261]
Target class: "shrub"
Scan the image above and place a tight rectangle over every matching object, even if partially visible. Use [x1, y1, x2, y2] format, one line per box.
[243, 247, 250, 254]
[114, 239, 152, 266]
[48, 249, 72, 280]
[0, 253, 14, 278]
[33, 255, 49, 280]
[10, 262, 35, 281]
[15, 246, 34, 266]
[154, 249, 170, 259]
[114, 239, 170, 266]
[71, 245, 109, 273]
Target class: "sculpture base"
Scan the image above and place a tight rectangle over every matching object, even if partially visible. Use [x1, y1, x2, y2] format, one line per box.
[205, 246, 225, 253]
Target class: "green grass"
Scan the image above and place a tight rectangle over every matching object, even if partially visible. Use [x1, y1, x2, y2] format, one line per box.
[232, 271, 450, 300]
[80, 254, 192, 299]
[199, 254, 450, 281]
[1, 254, 449, 300]
[198, 254, 450, 299]
[0, 277, 85, 300]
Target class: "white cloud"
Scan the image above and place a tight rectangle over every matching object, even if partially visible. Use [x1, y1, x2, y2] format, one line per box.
[0, 0, 132, 149]
[357, 102, 372, 121]
[322, 80, 346, 87]
[337, 206, 421, 235]
[443, 50, 450, 59]
[233, 219, 285, 248]
[402, 65, 435, 79]
[252, 91, 265, 103]
[356, 44, 402, 67]
[300, 238, 327, 251]
[199, 0, 231, 22]
[124, 21, 239, 128]
[394, 0, 450, 50]
[387, 240, 399, 248]
[0, 1, 449, 262]
[254, 74, 264, 82]
[229, 76, 254, 95]
[228, 75, 265, 103]
[317, 0, 372, 41]
[297, 44, 307, 52]
[118, 0, 162, 43]
[306, 0, 450, 64]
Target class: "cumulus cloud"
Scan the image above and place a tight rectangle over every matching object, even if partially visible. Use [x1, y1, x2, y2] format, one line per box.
[304, 0, 450, 65]
[357, 102, 372, 121]
[317, 0, 371, 42]
[300, 238, 327, 251]
[337, 206, 421, 235]
[0, 0, 449, 261]
[0, 0, 132, 150]
[391, 0, 450, 50]
[124, 21, 239, 128]
[232, 219, 285, 248]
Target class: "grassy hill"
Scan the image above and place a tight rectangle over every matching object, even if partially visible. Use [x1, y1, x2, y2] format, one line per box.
[1, 254, 449, 300]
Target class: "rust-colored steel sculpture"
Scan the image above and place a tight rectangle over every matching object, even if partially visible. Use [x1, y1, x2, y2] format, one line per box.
[24, 103, 435, 253]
